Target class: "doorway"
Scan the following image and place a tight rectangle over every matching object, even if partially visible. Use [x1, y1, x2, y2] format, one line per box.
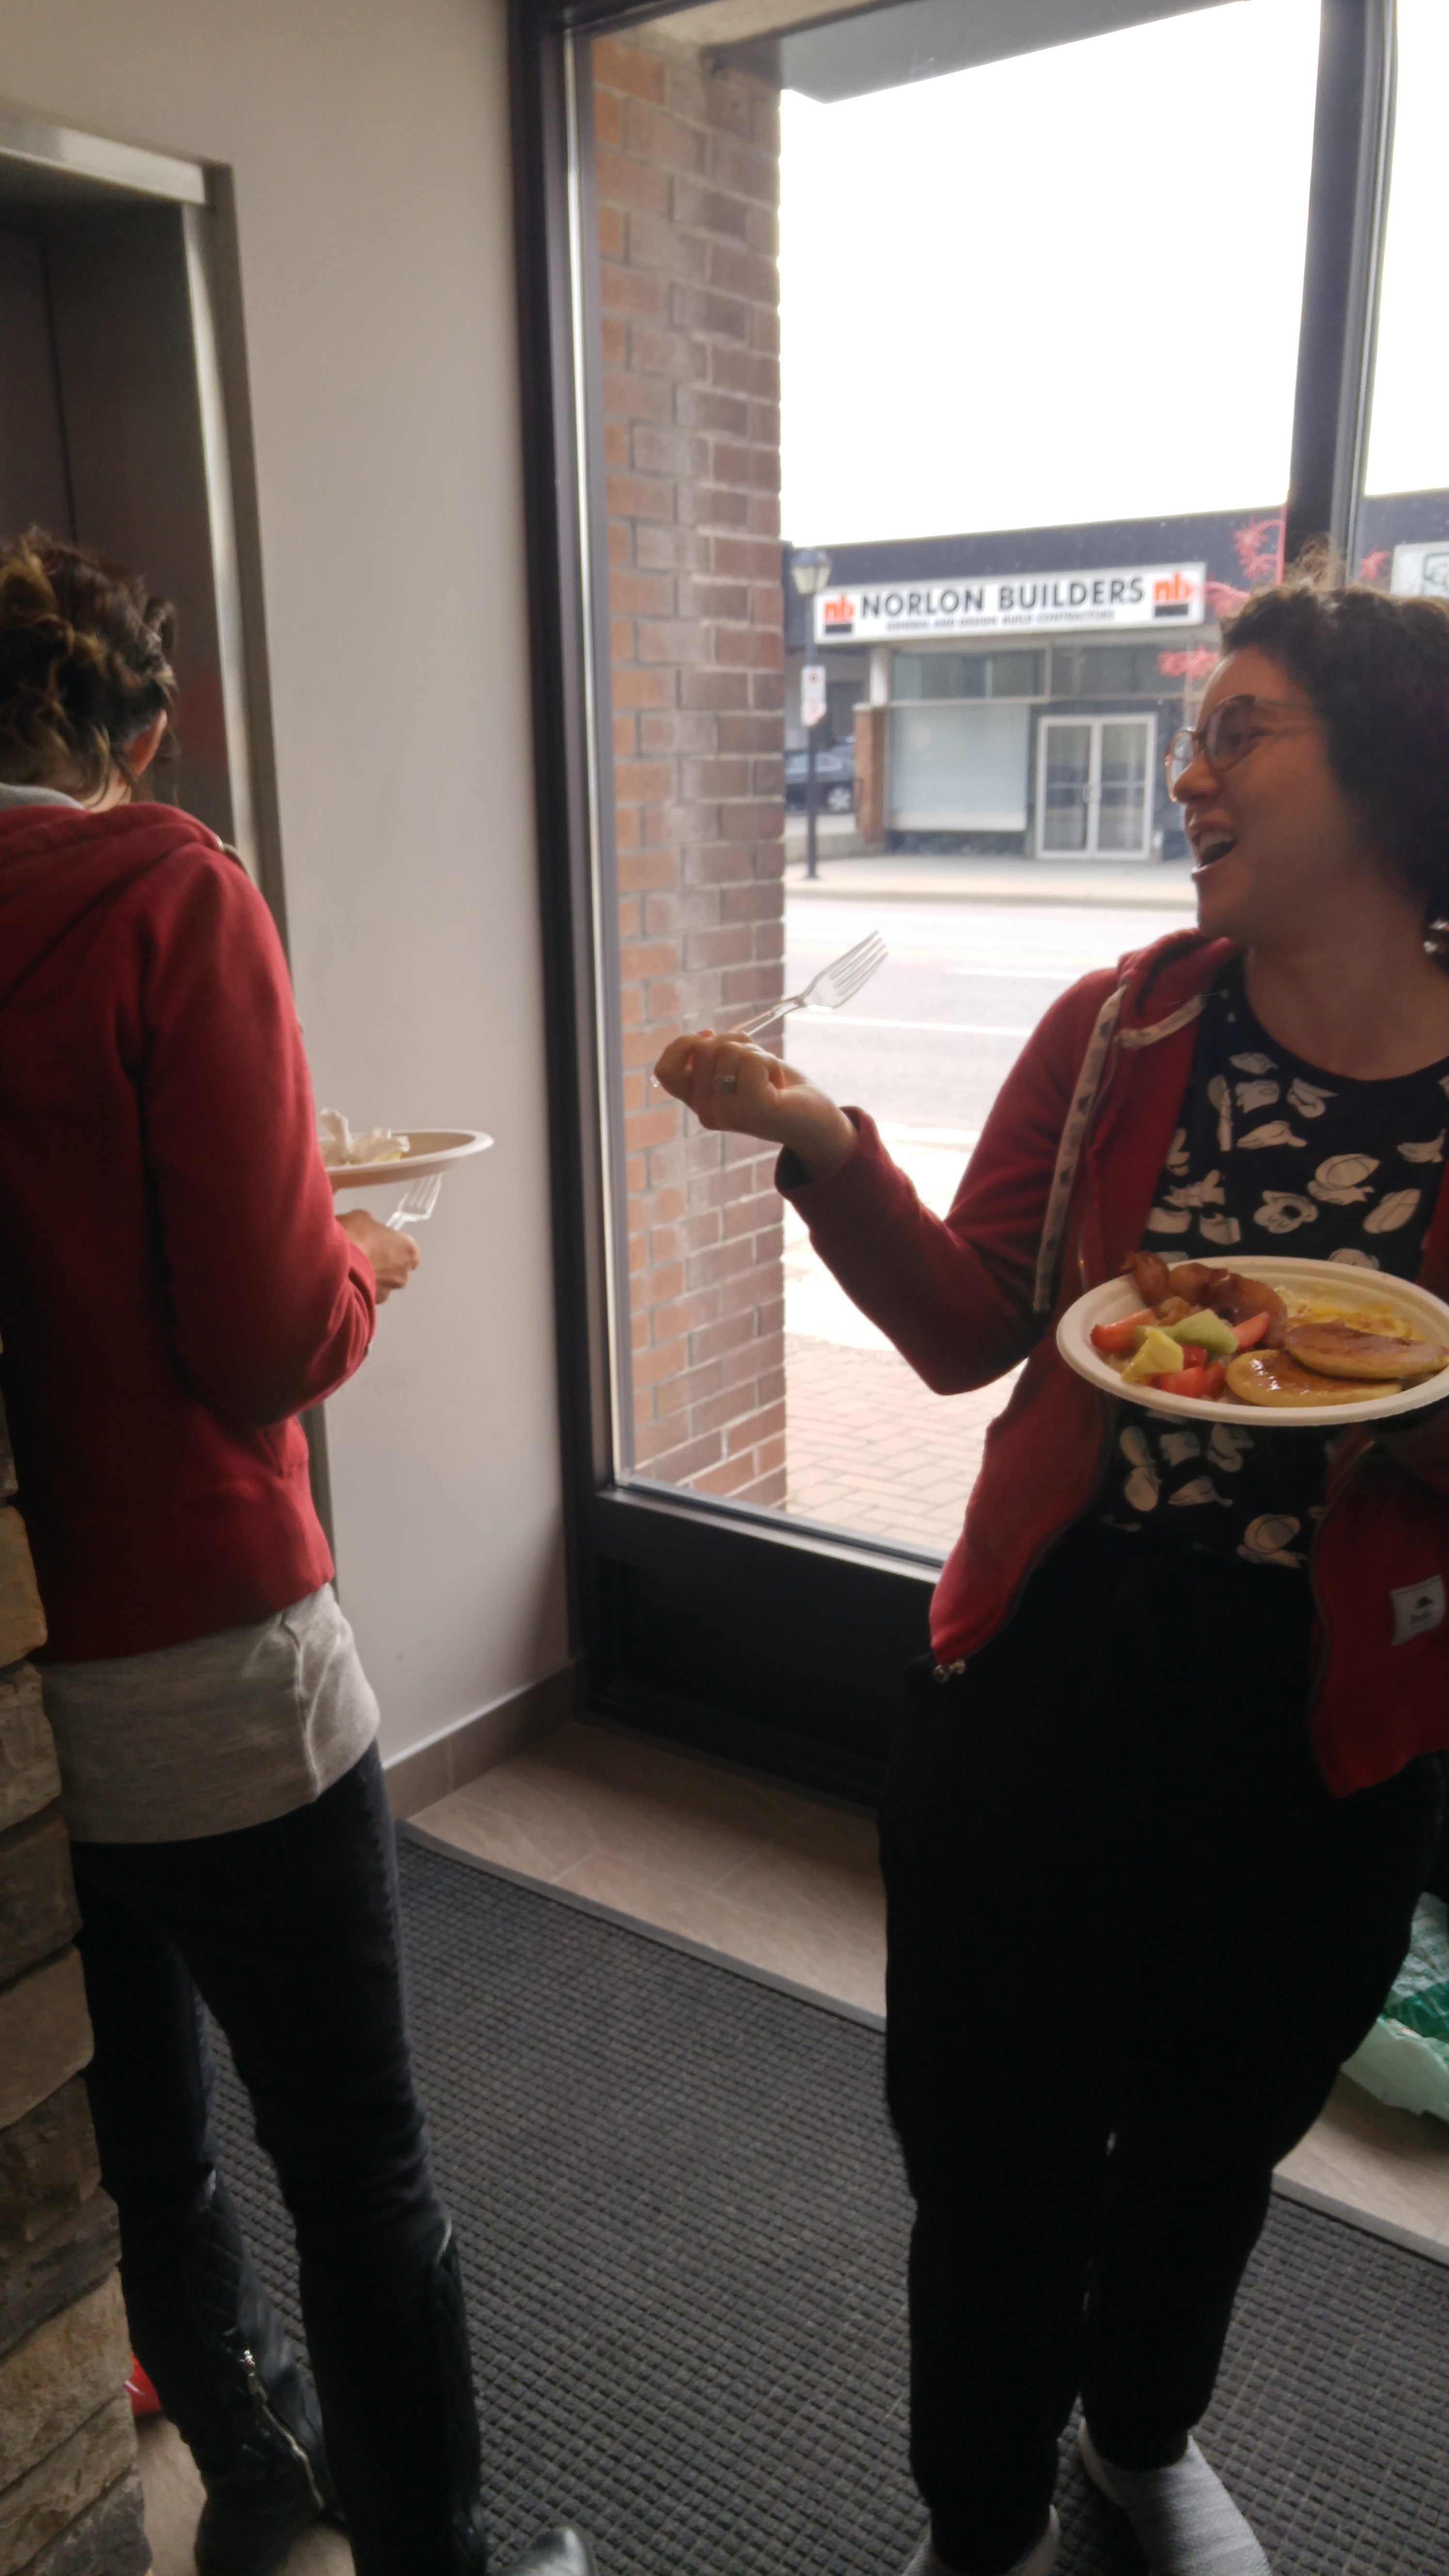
[1037, 713, 1156, 859]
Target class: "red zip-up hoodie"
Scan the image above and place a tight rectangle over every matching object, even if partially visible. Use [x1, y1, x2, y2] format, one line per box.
[786, 930, 1449, 1797]
[0, 800, 375, 1660]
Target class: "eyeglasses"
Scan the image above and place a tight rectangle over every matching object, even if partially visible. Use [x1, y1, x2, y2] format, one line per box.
[1164, 695, 1315, 792]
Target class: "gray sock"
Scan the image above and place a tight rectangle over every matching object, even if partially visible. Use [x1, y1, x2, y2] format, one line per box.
[1080, 2426, 1269, 2574]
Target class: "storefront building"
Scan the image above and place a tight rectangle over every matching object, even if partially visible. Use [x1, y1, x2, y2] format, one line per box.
[785, 492, 1449, 861]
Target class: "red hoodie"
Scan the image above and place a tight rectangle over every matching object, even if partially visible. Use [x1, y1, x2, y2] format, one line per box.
[0, 800, 375, 1659]
[787, 930, 1449, 1797]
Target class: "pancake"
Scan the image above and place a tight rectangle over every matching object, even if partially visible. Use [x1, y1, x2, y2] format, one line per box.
[1224, 1349, 1398, 1409]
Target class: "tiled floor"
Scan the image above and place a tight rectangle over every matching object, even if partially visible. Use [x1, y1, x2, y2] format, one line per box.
[139, 1714, 1449, 2572]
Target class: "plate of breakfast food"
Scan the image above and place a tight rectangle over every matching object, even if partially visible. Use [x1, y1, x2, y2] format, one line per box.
[1058, 1251, 1449, 1428]
[318, 1110, 493, 1190]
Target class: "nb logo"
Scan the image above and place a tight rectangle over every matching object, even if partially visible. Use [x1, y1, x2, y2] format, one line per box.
[1391, 1576, 1446, 1646]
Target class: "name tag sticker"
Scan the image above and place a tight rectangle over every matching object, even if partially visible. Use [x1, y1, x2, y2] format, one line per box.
[1391, 1576, 1447, 1646]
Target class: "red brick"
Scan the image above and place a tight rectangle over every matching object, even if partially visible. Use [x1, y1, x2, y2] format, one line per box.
[716, 712, 781, 754]
[681, 668, 750, 711]
[690, 1309, 757, 1364]
[602, 420, 629, 469]
[683, 578, 749, 621]
[652, 1210, 724, 1266]
[592, 85, 624, 148]
[709, 242, 778, 306]
[747, 492, 782, 537]
[752, 918, 785, 960]
[634, 523, 709, 573]
[633, 1259, 685, 1308]
[682, 483, 750, 531]
[651, 1287, 722, 1344]
[619, 936, 680, 980]
[690, 1381, 769, 1440]
[646, 1430, 727, 1486]
[719, 879, 782, 922]
[637, 619, 707, 665]
[655, 1356, 723, 1419]
[627, 209, 709, 280]
[748, 402, 781, 448]
[612, 664, 675, 709]
[708, 533, 780, 580]
[610, 569, 675, 618]
[601, 313, 628, 367]
[625, 98, 707, 175]
[714, 624, 780, 672]
[745, 202, 779, 257]
[599, 260, 669, 323]
[661, 58, 712, 126]
[595, 144, 670, 215]
[616, 847, 678, 891]
[674, 385, 750, 438]
[710, 344, 780, 400]
[597, 205, 624, 262]
[592, 35, 666, 104]
[607, 518, 632, 566]
[708, 137, 778, 207]
[751, 87, 781, 151]
[639, 710, 715, 756]
[751, 304, 781, 355]
[628, 322, 697, 381]
[604, 367, 672, 422]
[606, 471, 675, 525]
[751, 670, 786, 712]
[700, 70, 756, 139]
[751, 756, 785, 797]
[670, 284, 750, 342]
[632, 421, 709, 478]
[684, 755, 751, 800]
[670, 175, 751, 240]
[685, 922, 754, 971]
[684, 840, 755, 886]
[727, 1400, 785, 1455]
[632, 1335, 689, 1390]
[612, 711, 636, 759]
[626, 1104, 681, 1151]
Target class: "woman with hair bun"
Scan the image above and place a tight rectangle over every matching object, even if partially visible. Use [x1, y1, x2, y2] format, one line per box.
[657, 566, 1449, 2576]
[0, 533, 592, 2576]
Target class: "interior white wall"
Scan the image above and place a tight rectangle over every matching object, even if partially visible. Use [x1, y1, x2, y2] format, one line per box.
[0, 0, 569, 1756]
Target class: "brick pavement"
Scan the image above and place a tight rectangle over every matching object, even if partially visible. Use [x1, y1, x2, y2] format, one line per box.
[782, 1332, 1012, 1557]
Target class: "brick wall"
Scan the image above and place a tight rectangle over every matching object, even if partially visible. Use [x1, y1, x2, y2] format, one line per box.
[0, 1360, 150, 2574]
[593, 28, 788, 1506]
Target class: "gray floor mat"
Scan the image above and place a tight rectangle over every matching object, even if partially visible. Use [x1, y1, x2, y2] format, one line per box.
[208, 1834, 1448, 2573]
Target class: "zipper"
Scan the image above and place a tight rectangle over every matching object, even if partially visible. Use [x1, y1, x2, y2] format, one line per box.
[240, 2349, 325, 2513]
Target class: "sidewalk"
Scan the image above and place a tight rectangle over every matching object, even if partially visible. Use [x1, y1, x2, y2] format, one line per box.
[786, 850, 1196, 908]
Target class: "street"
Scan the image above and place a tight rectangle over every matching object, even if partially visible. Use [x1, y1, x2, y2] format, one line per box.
[782, 893, 1195, 1140]
[774, 887, 1195, 1551]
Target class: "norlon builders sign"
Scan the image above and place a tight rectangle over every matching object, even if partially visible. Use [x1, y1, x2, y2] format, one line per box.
[815, 562, 1206, 643]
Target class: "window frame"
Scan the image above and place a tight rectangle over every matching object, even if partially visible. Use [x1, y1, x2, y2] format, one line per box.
[509, 0, 1398, 1799]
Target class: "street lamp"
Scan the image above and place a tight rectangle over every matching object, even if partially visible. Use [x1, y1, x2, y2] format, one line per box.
[789, 548, 832, 881]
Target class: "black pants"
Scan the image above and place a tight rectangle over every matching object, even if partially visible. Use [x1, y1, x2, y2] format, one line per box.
[879, 1522, 1440, 2576]
[71, 1743, 448, 2396]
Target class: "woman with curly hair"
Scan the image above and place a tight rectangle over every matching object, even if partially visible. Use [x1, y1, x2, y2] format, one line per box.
[657, 568, 1449, 2576]
[0, 532, 591, 2576]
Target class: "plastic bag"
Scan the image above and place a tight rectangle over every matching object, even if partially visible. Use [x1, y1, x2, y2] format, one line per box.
[1342, 1893, 1449, 2120]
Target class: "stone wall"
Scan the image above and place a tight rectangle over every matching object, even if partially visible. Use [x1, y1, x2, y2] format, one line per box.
[0, 1370, 149, 2575]
[593, 27, 788, 1506]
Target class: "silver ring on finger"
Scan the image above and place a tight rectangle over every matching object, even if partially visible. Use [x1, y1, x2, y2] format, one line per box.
[717, 1072, 738, 1095]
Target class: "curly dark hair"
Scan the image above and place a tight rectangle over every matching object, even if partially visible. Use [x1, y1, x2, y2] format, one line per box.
[1220, 559, 1449, 930]
[0, 529, 177, 800]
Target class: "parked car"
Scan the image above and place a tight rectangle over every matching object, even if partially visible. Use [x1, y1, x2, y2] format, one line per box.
[784, 740, 854, 813]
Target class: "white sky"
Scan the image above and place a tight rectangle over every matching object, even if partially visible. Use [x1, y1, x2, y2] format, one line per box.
[779, 0, 1449, 548]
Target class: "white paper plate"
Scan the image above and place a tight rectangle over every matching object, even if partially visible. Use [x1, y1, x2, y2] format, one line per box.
[1058, 1255, 1449, 1428]
[323, 1129, 493, 1190]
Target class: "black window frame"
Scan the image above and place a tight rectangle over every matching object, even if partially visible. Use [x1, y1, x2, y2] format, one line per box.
[509, 0, 1397, 1801]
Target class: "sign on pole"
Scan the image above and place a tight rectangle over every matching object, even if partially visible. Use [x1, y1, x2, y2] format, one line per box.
[801, 663, 828, 727]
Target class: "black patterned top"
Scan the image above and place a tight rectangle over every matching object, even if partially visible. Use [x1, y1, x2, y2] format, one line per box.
[1095, 964, 1449, 1570]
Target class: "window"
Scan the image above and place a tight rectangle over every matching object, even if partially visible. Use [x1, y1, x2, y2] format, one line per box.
[894, 649, 1044, 701]
[515, 0, 1378, 1785]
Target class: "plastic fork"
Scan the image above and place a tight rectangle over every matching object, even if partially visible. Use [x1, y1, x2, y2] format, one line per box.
[729, 929, 887, 1041]
[386, 1173, 442, 1230]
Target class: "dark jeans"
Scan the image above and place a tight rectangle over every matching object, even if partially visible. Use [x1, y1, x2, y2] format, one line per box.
[879, 1522, 1441, 2576]
[70, 1741, 448, 2347]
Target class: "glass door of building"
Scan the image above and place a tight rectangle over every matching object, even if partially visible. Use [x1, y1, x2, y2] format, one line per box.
[1038, 715, 1155, 859]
